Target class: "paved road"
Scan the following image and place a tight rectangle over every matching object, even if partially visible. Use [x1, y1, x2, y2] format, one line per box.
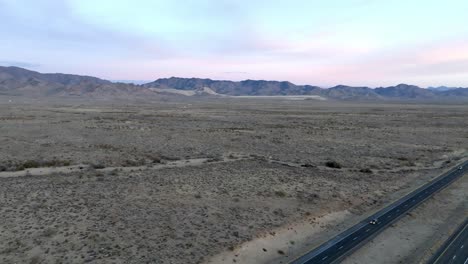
[291, 160, 468, 264]
[427, 218, 468, 264]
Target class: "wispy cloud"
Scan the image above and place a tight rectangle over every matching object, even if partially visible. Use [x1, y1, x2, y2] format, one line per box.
[1, 0, 467, 86]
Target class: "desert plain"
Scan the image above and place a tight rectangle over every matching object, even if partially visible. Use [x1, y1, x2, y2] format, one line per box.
[0, 97, 467, 264]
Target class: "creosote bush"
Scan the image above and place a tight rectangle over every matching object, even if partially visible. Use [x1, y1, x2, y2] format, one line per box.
[325, 161, 342, 169]
[275, 190, 287, 197]
[14, 159, 72, 171]
[360, 168, 373, 173]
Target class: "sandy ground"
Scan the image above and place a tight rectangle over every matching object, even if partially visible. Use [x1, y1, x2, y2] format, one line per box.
[342, 172, 467, 264]
[0, 98, 467, 263]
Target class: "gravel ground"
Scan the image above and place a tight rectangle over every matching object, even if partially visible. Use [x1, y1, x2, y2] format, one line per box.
[0, 98, 467, 263]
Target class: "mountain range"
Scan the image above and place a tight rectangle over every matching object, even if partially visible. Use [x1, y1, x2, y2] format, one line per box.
[1, 66, 468, 101]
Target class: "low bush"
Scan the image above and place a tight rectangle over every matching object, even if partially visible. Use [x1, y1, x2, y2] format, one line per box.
[14, 159, 72, 171]
[22, 160, 41, 169]
[275, 190, 287, 197]
[91, 163, 106, 169]
[325, 161, 342, 169]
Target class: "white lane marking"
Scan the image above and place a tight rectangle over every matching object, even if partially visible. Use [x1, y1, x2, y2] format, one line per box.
[353, 237, 358, 241]
[366, 229, 371, 232]
[463, 256, 468, 264]
[322, 256, 328, 260]
[461, 244, 464, 249]
[339, 246, 344, 250]
[453, 255, 456, 260]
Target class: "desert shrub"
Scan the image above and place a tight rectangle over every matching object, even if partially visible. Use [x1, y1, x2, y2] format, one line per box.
[42, 159, 71, 167]
[160, 155, 181, 161]
[325, 161, 342, 169]
[29, 255, 42, 264]
[275, 190, 287, 197]
[96, 144, 119, 151]
[147, 154, 162, 164]
[207, 157, 223, 162]
[22, 160, 41, 169]
[42, 228, 56, 237]
[15, 159, 72, 171]
[272, 138, 284, 144]
[122, 159, 145, 167]
[91, 163, 106, 169]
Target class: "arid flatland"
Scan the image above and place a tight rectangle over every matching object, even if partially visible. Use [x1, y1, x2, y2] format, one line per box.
[0, 98, 467, 263]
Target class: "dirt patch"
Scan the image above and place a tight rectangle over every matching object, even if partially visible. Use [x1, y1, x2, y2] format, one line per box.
[206, 210, 352, 264]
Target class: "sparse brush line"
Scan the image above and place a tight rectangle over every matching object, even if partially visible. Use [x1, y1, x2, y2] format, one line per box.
[0, 156, 253, 178]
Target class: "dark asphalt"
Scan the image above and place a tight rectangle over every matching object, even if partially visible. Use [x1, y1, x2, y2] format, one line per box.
[291, 160, 468, 264]
[427, 218, 468, 264]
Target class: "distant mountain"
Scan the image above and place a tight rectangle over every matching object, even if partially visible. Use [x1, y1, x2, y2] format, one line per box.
[0, 66, 152, 97]
[427, 86, 461, 92]
[323, 85, 381, 100]
[374, 84, 435, 99]
[437, 88, 468, 97]
[143, 77, 323, 96]
[1, 66, 467, 100]
[146, 78, 468, 100]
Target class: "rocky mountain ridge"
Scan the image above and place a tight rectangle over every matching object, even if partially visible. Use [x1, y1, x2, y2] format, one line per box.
[1, 66, 467, 100]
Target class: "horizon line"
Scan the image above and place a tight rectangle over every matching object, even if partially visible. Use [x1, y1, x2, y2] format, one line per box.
[2, 65, 467, 90]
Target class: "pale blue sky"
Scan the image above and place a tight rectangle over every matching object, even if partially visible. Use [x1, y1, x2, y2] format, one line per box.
[1, 0, 467, 86]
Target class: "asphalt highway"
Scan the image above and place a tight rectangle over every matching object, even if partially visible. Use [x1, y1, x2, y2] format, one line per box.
[427, 218, 468, 264]
[291, 160, 468, 264]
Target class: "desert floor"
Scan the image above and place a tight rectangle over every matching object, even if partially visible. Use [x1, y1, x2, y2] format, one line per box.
[0, 97, 467, 263]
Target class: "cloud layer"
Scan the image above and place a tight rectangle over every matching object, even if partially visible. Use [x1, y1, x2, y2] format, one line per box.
[1, 0, 467, 87]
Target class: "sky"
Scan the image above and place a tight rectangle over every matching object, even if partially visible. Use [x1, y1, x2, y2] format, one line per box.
[1, 0, 467, 87]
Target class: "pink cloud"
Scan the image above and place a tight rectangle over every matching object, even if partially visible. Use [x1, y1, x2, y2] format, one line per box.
[417, 39, 468, 64]
[77, 36, 468, 88]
